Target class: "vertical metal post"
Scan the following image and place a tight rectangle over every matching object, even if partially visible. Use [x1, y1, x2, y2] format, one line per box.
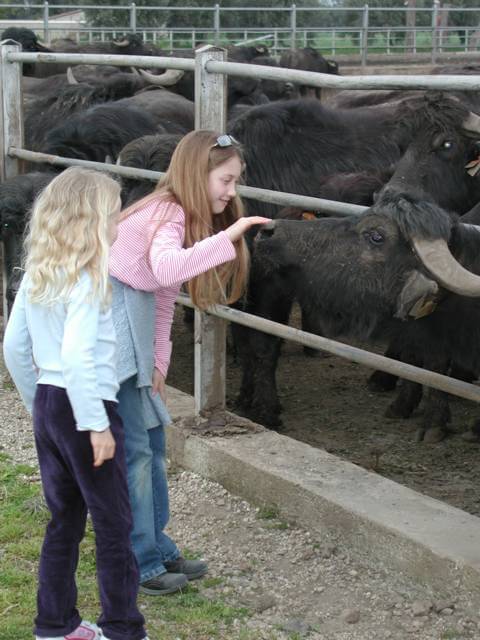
[43, 1, 49, 43]
[405, 0, 416, 54]
[193, 45, 227, 415]
[274, 30, 278, 54]
[361, 4, 369, 67]
[130, 3, 137, 33]
[290, 4, 297, 50]
[431, 0, 439, 63]
[332, 29, 336, 55]
[214, 4, 220, 46]
[192, 30, 196, 49]
[0, 43, 23, 324]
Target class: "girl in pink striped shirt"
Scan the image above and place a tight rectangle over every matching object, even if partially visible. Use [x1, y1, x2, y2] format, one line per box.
[109, 129, 269, 595]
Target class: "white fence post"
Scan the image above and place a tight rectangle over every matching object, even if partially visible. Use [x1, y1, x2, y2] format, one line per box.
[130, 3, 137, 33]
[431, 0, 439, 63]
[43, 1, 50, 43]
[290, 4, 297, 50]
[361, 4, 369, 67]
[0, 42, 23, 323]
[194, 45, 227, 415]
[214, 4, 220, 46]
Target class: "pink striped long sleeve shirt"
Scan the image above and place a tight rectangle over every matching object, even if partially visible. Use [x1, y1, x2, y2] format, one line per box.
[109, 197, 236, 377]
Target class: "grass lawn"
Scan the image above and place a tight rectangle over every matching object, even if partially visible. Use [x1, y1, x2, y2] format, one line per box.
[0, 453, 283, 640]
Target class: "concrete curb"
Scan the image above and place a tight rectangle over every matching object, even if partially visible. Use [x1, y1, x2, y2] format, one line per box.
[166, 385, 480, 600]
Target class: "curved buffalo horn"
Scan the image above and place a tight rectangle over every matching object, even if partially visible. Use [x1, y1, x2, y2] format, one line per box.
[139, 68, 184, 86]
[113, 37, 130, 47]
[130, 66, 140, 76]
[66, 67, 78, 85]
[412, 236, 480, 297]
[462, 111, 480, 135]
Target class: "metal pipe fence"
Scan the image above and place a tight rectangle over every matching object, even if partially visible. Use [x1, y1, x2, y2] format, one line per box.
[1, 3, 480, 61]
[1, 44, 480, 415]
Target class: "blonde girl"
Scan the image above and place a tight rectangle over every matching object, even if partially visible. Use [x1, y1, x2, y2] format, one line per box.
[3, 167, 148, 640]
[109, 129, 269, 595]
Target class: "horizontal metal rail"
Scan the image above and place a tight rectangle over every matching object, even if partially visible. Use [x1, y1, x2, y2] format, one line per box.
[7, 51, 196, 71]
[9, 147, 366, 216]
[207, 60, 480, 91]
[2, 3, 480, 11]
[9, 51, 480, 92]
[177, 293, 480, 405]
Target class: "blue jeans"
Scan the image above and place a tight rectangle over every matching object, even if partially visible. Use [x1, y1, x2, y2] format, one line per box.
[117, 376, 180, 583]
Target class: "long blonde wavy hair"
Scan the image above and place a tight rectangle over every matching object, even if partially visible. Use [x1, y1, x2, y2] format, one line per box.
[24, 166, 121, 308]
[121, 129, 250, 310]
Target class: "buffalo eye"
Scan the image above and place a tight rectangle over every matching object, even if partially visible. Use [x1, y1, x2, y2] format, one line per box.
[442, 140, 453, 150]
[364, 229, 384, 246]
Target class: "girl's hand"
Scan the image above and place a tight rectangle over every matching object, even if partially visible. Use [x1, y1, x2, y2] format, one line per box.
[224, 216, 271, 243]
[90, 428, 115, 467]
[152, 367, 167, 403]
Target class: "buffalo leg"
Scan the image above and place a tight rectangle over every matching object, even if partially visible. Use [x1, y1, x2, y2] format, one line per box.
[234, 277, 295, 428]
[367, 341, 401, 392]
[385, 379, 423, 420]
[417, 354, 452, 443]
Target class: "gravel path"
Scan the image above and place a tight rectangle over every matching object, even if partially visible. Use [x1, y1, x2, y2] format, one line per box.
[2, 361, 480, 640]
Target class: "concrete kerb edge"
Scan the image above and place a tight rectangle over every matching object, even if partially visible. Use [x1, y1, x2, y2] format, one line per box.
[165, 385, 480, 601]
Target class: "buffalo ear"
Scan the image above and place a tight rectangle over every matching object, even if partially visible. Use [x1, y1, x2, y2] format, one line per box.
[394, 270, 439, 320]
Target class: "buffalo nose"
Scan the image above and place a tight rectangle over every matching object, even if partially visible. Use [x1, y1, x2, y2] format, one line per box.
[255, 220, 276, 240]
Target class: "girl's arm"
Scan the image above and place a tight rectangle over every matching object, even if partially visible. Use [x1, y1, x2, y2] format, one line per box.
[149, 207, 236, 288]
[61, 273, 110, 432]
[3, 278, 37, 414]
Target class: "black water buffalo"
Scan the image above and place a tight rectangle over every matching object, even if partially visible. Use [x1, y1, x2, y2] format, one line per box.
[24, 72, 152, 150]
[118, 133, 182, 206]
[226, 44, 270, 62]
[0, 172, 56, 309]
[230, 93, 480, 220]
[233, 94, 480, 429]
[380, 96, 480, 214]
[1, 29, 159, 77]
[136, 46, 280, 108]
[242, 192, 480, 442]
[38, 103, 158, 166]
[279, 47, 339, 99]
[230, 98, 401, 218]
[118, 90, 194, 134]
[1, 28, 51, 76]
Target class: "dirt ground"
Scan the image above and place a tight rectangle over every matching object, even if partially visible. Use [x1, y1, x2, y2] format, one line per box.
[168, 305, 480, 519]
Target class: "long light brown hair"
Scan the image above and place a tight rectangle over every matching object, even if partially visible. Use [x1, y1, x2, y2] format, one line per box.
[121, 129, 250, 309]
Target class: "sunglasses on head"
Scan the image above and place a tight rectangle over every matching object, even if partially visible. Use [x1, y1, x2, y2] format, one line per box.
[212, 134, 240, 148]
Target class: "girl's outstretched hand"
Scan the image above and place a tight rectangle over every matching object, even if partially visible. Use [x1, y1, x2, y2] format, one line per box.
[224, 216, 271, 243]
[90, 428, 115, 467]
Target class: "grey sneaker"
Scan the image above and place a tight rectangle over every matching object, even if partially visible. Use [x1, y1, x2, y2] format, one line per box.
[139, 572, 188, 595]
[164, 556, 208, 581]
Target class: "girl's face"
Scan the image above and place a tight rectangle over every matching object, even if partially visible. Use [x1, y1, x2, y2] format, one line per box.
[207, 155, 242, 214]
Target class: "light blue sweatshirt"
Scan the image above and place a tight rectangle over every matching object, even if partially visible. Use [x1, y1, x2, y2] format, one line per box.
[3, 271, 119, 432]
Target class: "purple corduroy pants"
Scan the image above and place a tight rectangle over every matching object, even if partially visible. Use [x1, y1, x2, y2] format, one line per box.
[32, 384, 146, 640]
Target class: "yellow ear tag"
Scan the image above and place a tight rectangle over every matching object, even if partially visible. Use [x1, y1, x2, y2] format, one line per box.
[409, 297, 437, 319]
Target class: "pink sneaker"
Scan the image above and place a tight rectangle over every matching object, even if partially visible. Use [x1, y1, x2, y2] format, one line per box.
[36, 621, 102, 640]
